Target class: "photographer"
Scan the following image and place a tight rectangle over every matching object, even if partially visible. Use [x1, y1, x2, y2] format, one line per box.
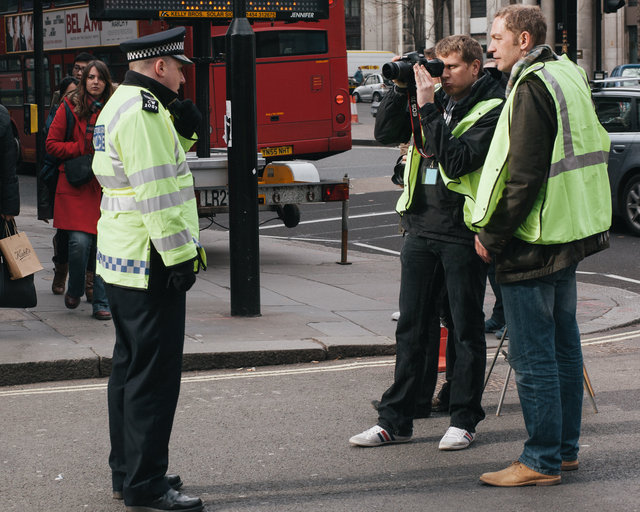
[350, 35, 504, 450]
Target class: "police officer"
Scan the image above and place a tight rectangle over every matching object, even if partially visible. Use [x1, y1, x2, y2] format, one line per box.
[93, 27, 204, 511]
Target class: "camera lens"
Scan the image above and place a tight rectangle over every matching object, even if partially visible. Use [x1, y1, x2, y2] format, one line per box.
[382, 62, 400, 80]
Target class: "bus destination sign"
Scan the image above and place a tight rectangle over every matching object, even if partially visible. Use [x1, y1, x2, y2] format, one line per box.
[89, 0, 330, 21]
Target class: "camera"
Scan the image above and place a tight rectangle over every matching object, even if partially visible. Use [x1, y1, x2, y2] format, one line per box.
[382, 52, 445, 83]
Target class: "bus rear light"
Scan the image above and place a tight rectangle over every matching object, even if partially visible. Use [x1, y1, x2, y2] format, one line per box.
[322, 183, 349, 201]
[335, 94, 345, 104]
[336, 113, 346, 123]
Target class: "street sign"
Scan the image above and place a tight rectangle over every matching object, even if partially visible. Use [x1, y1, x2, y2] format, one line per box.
[89, 0, 329, 21]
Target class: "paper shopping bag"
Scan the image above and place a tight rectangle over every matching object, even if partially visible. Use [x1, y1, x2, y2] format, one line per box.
[0, 219, 44, 280]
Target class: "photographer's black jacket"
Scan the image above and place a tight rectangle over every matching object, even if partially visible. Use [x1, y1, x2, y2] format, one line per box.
[375, 69, 505, 244]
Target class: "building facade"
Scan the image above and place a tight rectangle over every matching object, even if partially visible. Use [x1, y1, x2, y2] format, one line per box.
[346, 0, 639, 79]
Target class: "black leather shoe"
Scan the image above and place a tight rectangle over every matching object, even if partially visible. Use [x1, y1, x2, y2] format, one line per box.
[113, 474, 183, 500]
[125, 488, 203, 512]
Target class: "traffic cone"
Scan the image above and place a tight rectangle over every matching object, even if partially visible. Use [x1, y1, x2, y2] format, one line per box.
[350, 95, 359, 124]
[438, 326, 447, 372]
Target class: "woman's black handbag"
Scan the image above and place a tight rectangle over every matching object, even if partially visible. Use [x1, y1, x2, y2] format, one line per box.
[0, 220, 37, 308]
[64, 154, 94, 187]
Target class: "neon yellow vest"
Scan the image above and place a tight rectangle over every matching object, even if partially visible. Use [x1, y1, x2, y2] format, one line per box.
[471, 56, 611, 244]
[92, 84, 199, 289]
[396, 98, 503, 225]
[438, 98, 503, 229]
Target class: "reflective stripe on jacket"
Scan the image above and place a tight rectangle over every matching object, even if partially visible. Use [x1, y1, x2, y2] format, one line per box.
[472, 56, 612, 244]
[396, 98, 503, 221]
[92, 84, 198, 289]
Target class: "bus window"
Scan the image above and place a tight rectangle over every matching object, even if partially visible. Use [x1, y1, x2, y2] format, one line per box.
[212, 30, 328, 61]
[0, 56, 23, 106]
[25, 56, 50, 104]
[0, 1, 19, 15]
[255, 30, 328, 58]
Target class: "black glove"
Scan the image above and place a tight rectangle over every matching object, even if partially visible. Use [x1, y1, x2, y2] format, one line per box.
[166, 259, 196, 292]
[168, 99, 202, 139]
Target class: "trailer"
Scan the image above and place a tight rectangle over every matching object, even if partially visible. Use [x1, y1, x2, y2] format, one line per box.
[188, 153, 350, 229]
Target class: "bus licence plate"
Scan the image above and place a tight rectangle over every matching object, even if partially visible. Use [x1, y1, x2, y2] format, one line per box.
[261, 145, 293, 157]
[200, 189, 228, 207]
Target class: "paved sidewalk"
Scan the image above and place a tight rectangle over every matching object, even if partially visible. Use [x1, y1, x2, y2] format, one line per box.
[3, 114, 639, 386]
[2, 203, 640, 386]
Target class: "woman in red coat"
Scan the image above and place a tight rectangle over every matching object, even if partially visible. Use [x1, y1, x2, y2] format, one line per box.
[46, 60, 114, 320]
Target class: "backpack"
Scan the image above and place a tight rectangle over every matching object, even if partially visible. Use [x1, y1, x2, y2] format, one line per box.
[39, 101, 75, 186]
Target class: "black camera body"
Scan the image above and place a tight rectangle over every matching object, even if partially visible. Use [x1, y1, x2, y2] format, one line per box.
[382, 52, 445, 83]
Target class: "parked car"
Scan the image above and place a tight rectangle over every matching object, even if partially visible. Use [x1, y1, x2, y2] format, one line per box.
[605, 64, 640, 87]
[592, 85, 640, 236]
[352, 74, 392, 103]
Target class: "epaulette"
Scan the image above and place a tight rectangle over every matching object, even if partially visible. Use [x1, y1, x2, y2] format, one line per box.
[141, 90, 159, 113]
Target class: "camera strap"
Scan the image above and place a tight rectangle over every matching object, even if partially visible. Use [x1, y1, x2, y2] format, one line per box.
[407, 85, 431, 159]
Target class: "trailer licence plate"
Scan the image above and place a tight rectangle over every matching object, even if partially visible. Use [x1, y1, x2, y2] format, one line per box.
[200, 189, 228, 207]
[261, 145, 293, 157]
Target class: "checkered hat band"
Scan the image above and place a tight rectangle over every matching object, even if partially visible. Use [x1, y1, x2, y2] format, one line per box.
[127, 41, 185, 62]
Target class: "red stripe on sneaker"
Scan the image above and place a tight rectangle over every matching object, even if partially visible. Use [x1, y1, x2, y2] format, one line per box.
[464, 432, 473, 442]
[381, 429, 391, 442]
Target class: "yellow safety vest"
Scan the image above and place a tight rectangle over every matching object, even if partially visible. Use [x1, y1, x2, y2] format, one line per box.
[472, 56, 611, 244]
[396, 98, 503, 225]
[92, 84, 199, 289]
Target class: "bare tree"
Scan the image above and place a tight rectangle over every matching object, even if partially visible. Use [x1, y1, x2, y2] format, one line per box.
[374, 0, 452, 52]
[433, 0, 453, 42]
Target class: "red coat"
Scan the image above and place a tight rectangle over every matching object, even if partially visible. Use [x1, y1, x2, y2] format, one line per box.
[45, 97, 102, 234]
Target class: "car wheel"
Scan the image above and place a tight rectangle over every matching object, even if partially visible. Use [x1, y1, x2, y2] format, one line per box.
[622, 174, 640, 236]
[372, 92, 381, 103]
[353, 92, 361, 103]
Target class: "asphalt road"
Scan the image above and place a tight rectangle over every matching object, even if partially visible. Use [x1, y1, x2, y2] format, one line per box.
[2, 331, 640, 512]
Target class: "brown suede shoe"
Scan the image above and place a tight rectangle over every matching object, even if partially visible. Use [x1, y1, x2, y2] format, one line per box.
[480, 461, 561, 487]
[561, 459, 579, 471]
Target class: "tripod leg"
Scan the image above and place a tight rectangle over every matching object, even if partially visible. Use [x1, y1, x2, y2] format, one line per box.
[496, 353, 512, 417]
[484, 327, 508, 391]
[583, 363, 598, 413]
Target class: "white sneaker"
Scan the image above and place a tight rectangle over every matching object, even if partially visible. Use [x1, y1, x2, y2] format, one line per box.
[349, 425, 411, 447]
[391, 311, 400, 321]
[438, 426, 476, 450]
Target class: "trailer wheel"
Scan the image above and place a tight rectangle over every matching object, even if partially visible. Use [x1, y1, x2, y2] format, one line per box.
[277, 204, 301, 228]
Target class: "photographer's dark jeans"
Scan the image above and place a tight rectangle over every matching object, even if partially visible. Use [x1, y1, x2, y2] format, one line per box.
[378, 234, 487, 436]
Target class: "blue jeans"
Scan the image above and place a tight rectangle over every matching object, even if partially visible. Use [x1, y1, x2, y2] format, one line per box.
[378, 234, 487, 435]
[67, 230, 109, 313]
[500, 264, 583, 475]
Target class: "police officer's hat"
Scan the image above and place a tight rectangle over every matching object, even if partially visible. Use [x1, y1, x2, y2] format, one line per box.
[120, 27, 192, 64]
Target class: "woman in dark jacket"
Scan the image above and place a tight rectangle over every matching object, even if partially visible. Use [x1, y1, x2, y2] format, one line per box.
[0, 104, 19, 221]
[46, 60, 113, 320]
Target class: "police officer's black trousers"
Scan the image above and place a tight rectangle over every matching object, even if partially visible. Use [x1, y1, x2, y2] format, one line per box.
[105, 265, 186, 505]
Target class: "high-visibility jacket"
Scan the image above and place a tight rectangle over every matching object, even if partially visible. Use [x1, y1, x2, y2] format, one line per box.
[396, 98, 503, 223]
[472, 56, 611, 244]
[92, 84, 199, 289]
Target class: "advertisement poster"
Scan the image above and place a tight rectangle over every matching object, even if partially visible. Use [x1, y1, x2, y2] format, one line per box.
[5, 7, 138, 54]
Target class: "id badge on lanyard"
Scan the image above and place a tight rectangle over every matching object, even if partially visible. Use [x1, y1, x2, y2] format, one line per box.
[422, 167, 438, 185]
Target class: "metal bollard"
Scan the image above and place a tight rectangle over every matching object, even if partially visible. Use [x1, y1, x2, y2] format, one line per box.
[337, 174, 351, 265]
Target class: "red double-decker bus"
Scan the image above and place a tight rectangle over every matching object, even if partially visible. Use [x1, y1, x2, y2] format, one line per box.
[0, 0, 351, 167]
